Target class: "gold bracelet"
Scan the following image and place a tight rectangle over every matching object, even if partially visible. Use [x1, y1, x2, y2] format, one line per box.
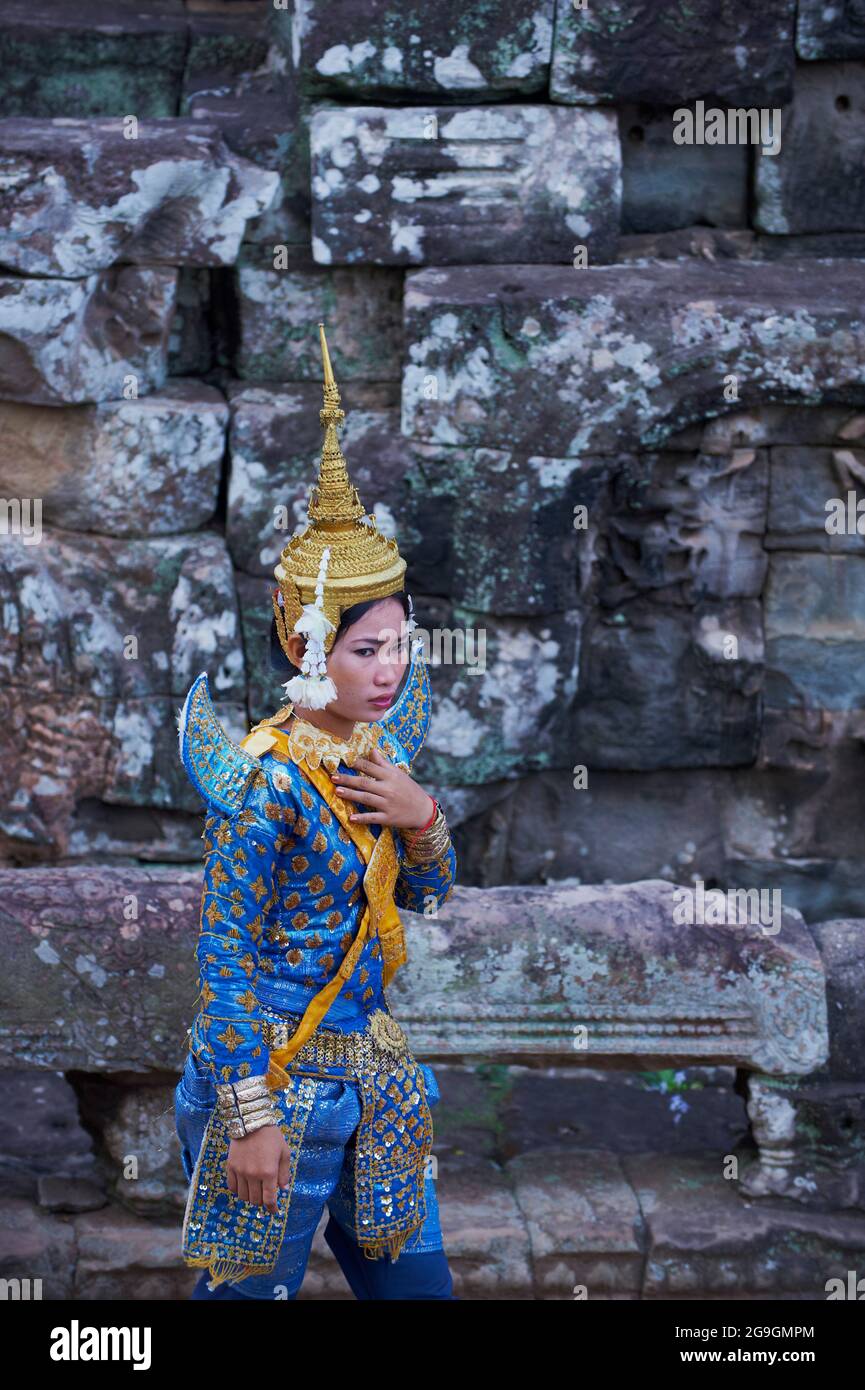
[400, 805, 452, 865]
[215, 1076, 280, 1140]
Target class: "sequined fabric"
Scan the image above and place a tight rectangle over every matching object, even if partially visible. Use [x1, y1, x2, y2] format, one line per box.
[176, 1007, 445, 1293]
[178, 700, 456, 1285]
[188, 729, 456, 1087]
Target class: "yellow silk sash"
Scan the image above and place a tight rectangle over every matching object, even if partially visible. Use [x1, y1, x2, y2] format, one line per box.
[246, 733, 408, 1091]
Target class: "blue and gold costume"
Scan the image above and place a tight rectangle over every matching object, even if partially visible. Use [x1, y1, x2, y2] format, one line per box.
[174, 323, 457, 1299]
[181, 658, 454, 1088]
[175, 654, 456, 1296]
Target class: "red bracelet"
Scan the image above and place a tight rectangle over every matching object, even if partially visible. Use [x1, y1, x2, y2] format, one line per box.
[405, 797, 437, 842]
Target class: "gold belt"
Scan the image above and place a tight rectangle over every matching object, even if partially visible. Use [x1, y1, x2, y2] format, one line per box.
[260, 1007, 411, 1073]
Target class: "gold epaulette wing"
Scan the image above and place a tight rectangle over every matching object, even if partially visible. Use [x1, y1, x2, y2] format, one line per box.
[241, 729, 279, 758]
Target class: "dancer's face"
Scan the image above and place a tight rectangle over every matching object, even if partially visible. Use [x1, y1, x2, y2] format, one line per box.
[285, 596, 411, 726]
[327, 598, 411, 723]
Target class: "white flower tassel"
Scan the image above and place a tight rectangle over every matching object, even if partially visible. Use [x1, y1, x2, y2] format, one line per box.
[281, 548, 338, 709]
[405, 591, 422, 660]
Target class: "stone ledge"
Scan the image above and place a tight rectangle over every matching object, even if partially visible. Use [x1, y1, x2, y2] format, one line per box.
[0, 873, 829, 1076]
[3, 1146, 864, 1299]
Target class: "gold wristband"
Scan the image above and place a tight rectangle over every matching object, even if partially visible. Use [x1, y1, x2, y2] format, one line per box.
[400, 805, 452, 865]
[215, 1077, 280, 1139]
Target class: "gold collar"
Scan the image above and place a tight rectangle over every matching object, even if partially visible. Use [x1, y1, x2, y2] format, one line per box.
[275, 712, 381, 773]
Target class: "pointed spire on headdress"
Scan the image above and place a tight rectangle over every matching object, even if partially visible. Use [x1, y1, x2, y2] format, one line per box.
[308, 323, 366, 527]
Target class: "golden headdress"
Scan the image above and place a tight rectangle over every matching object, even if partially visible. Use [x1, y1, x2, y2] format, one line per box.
[272, 323, 409, 708]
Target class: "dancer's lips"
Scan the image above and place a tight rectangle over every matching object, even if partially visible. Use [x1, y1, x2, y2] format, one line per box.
[369, 695, 395, 709]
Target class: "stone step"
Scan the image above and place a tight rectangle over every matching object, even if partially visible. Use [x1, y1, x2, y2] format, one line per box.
[4, 1146, 863, 1299]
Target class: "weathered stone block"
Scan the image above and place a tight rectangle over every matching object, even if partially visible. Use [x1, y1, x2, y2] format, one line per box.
[237, 570, 285, 724]
[167, 269, 212, 377]
[699, 403, 865, 452]
[551, 0, 796, 106]
[619, 106, 748, 234]
[624, 1151, 865, 1296]
[718, 858, 865, 927]
[310, 104, 620, 265]
[0, 1068, 98, 1200]
[723, 750, 865, 867]
[758, 230, 865, 258]
[0, 522, 244, 850]
[103, 1084, 187, 1213]
[764, 553, 865, 709]
[0, 0, 188, 119]
[185, 76, 311, 247]
[600, 447, 769, 603]
[37, 1176, 106, 1213]
[104, 697, 241, 814]
[0, 683, 245, 858]
[389, 877, 827, 1072]
[618, 226, 758, 263]
[63, 801, 206, 866]
[757, 706, 865, 772]
[10, 864, 824, 1076]
[797, 0, 865, 60]
[73, 1206, 194, 1299]
[810, 919, 865, 1081]
[502, 1065, 747, 1159]
[574, 598, 763, 769]
[402, 260, 865, 456]
[487, 767, 726, 890]
[0, 691, 111, 858]
[413, 605, 581, 785]
[0, 267, 177, 406]
[182, 5, 271, 106]
[0, 118, 278, 275]
[0, 866, 202, 1073]
[434, 1155, 533, 1299]
[0, 383, 227, 536]
[767, 444, 865, 551]
[425, 1063, 504, 1160]
[506, 1148, 644, 1298]
[0, 1199, 76, 1300]
[0, 530, 244, 698]
[406, 444, 610, 614]
[755, 62, 865, 234]
[278, 0, 554, 101]
[235, 245, 403, 380]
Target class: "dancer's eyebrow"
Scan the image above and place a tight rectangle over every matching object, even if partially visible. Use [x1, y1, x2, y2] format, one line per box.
[351, 633, 408, 647]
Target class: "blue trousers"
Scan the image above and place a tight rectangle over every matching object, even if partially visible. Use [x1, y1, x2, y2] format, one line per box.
[175, 1049, 456, 1301]
[189, 1217, 455, 1301]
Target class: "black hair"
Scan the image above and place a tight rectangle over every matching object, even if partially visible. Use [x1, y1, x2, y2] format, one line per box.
[269, 591, 411, 678]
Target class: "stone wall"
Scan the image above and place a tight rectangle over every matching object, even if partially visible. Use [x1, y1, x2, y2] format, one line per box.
[1, 1, 864, 923]
[2, 0, 865, 1300]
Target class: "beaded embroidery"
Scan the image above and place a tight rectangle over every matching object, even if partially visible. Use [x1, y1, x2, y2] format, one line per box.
[181, 1012, 434, 1285]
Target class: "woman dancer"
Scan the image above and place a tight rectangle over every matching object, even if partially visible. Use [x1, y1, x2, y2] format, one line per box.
[175, 325, 457, 1300]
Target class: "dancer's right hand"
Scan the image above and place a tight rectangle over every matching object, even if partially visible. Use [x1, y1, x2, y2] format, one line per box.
[227, 1127, 292, 1214]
